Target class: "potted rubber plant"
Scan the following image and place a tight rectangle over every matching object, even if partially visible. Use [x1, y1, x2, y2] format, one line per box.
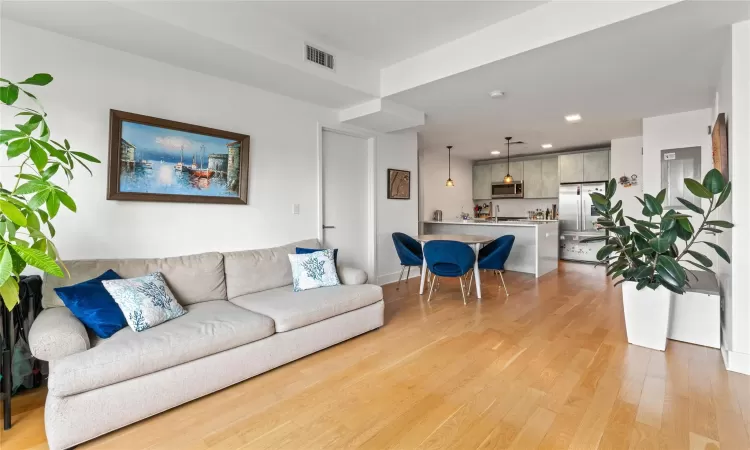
[583, 169, 732, 351]
[0, 73, 100, 311]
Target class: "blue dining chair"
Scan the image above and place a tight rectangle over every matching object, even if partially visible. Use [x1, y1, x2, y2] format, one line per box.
[392, 232, 424, 290]
[423, 240, 476, 304]
[474, 235, 515, 296]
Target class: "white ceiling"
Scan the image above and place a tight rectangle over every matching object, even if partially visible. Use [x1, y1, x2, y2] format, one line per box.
[249, 1, 545, 66]
[389, 1, 749, 160]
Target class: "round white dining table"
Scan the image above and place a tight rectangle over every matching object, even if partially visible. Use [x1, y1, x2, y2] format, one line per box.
[415, 234, 494, 299]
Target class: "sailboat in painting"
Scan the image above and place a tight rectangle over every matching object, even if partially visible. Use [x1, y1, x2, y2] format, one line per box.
[188, 145, 215, 178]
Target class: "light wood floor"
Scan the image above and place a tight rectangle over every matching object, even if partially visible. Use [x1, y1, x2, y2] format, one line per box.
[3, 262, 749, 449]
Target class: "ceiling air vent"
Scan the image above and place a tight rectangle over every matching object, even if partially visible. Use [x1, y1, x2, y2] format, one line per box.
[306, 44, 335, 70]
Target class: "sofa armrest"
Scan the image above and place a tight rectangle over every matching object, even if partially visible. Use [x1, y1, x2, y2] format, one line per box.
[29, 307, 90, 361]
[338, 265, 368, 285]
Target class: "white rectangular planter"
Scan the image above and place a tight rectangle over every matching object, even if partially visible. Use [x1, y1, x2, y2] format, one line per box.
[669, 271, 720, 348]
[622, 281, 673, 351]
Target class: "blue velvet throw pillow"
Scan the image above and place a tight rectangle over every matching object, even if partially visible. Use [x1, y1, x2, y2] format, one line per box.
[55, 270, 128, 339]
[296, 247, 338, 266]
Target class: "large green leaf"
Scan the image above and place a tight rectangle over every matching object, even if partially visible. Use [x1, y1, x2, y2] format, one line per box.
[19, 73, 53, 86]
[7, 138, 31, 158]
[0, 84, 19, 105]
[683, 260, 714, 274]
[649, 236, 671, 253]
[655, 188, 667, 204]
[660, 216, 675, 231]
[657, 254, 686, 284]
[11, 245, 63, 277]
[701, 241, 731, 264]
[55, 189, 77, 212]
[27, 190, 50, 210]
[676, 197, 704, 215]
[605, 179, 617, 199]
[29, 141, 49, 171]
[684, 178, 712, 199]
[0, 129, 25, 144]
[0, 200, 27, 226]
[634, 224, 656, 239]
[0, 247, 13, 287]
[716, 182, 732, 208]
[686, 250, 713, 267]
[676, 219, 693, 241]
[596, 244, 618, 261]
[702, 168, 725, 194]
[0, 276, 19, 310]
[12, 181, 47, 196]
[643, 194, 663, 216]
[706, 220, 734, 228]
[70, 151, 101, 163]
[590, 192, 608, 207]
[46, 192, 61, 218]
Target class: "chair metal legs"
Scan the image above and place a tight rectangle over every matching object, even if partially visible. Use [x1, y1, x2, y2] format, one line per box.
[406, 266, 411, 282]
[396, 265, 406, 290]
[466, 271, 474, 296]
[427, 273, 437, 302]
[458, 276, 467, 305]
[498, 270, 509, 297]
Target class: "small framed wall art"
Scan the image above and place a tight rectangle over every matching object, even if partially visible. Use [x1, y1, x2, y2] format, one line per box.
[107, 110, 250, 204]
[387, 168, 411, 200]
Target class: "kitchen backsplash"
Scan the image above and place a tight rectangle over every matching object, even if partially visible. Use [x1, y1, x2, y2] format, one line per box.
[474, 198, 558, 218]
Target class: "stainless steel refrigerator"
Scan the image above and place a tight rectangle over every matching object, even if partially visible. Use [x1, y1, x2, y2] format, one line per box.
[558, 182, 606, 263]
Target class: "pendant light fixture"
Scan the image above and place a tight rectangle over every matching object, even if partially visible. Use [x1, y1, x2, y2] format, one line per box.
[445, 145, 454, 187]
[503, 137, 524, 183]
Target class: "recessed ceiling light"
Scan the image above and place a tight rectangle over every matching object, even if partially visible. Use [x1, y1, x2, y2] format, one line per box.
[490, 150, 501, 155]
[541, 144, 553, 149]
[565, 114, 582, 123]
[489, 90, 505, 99]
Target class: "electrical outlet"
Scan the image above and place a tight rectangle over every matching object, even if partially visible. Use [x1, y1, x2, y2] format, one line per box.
[293, 204, 300, 215]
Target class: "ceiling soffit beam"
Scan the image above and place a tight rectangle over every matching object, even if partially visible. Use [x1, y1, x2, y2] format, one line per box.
[380, 0, 680, 97]
[339, 99, 425, 133]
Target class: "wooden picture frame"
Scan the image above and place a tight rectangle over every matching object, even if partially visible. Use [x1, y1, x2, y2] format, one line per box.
[712, 113, 729, 182]
[387, 168, 410, 200]
[107, 110, 250, 204]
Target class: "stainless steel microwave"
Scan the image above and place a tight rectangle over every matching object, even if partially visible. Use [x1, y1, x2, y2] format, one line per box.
[491, 181, 524, 198]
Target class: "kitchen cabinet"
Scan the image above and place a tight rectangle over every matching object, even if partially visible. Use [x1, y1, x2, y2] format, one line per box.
[523, 157, 558, 199]
[583, 150, 610, 181]
[541, 156, 559, 198]
[522, 159, 543, 198]
[491, 161, 523, 182]
[558, 153, 584, 183]
[472, 164, 492, 200]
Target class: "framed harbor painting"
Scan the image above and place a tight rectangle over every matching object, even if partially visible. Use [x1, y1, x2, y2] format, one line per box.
[387, 168, 410, 200]
[107, 110, 250, 204]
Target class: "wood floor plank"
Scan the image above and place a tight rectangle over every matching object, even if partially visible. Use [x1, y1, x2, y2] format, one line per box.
[2, 263, 748, 450]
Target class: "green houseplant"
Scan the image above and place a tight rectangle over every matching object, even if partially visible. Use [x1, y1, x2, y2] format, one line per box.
[0, 73, 100, 311]
[584, 169, 732, 350]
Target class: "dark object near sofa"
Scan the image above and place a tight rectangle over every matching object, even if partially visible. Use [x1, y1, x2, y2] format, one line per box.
[1, 275, 44, 430]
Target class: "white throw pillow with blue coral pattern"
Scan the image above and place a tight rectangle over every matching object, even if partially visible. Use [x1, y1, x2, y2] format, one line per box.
[288, 249, 340, 292]
[102, 272, 186, 332]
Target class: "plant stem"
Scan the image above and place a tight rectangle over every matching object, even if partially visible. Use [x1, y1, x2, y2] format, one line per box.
[11, 157, 30, 193]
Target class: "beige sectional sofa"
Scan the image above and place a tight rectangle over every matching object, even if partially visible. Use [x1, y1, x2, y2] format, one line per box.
[28, 239, 384, 450]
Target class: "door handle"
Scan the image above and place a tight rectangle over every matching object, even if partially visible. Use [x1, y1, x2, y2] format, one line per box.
[322, 225, 336, 229]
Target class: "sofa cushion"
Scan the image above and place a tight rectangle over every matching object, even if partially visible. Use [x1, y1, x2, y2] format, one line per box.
[48, 301, 274, 397]
[230, 283, 383, 332]
[223, 238, 320, 299]
[43, 252, 227, 308]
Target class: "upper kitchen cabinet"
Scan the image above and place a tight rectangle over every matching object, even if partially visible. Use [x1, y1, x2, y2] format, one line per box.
[472, 164, 492, 200]
[491, 162, 508, 182]
[583, 150, 610, 181]
[522, 159, 543, 198]
[523, 157, 558, 198]
[491, 161, 522, 182]
[541, 157, 559, 197]
[558, 153, 584, 183]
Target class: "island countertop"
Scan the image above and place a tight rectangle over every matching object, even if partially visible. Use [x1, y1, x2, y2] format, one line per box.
[421, 219, 558, 228]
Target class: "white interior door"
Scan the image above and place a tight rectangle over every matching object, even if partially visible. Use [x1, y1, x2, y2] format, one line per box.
[322, 130, 369, 273]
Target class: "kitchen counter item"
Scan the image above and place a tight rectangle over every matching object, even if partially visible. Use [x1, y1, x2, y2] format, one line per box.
[433, 210, 443, 221]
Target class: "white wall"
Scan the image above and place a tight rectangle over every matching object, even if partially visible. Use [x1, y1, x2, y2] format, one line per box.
[1, 20, 417, 283]
[419, 148, 474, 221]
[610, 136, 643, 219]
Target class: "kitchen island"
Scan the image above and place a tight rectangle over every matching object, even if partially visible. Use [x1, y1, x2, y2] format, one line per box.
[422, 220, 558, 278]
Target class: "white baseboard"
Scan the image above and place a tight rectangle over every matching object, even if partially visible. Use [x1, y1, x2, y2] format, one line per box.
[721, 345, 750, 375]
[377, 269, 421, 286]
